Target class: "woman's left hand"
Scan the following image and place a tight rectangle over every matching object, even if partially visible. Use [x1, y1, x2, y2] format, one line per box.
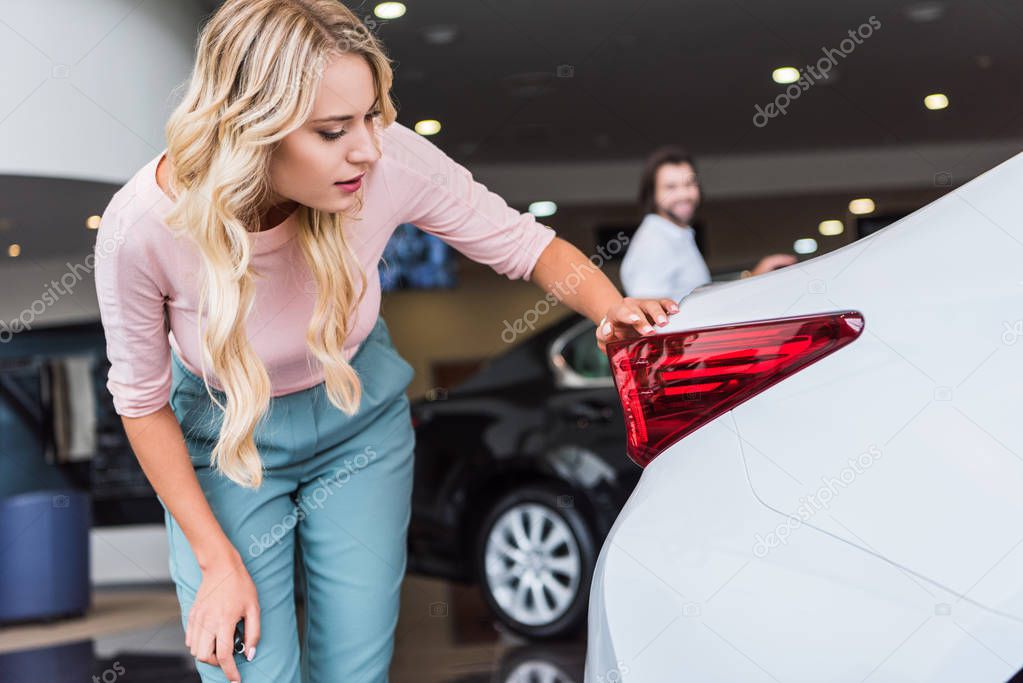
[595, 297, 680, 353]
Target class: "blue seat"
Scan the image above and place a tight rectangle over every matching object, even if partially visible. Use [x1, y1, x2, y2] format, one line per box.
[0, 489, 90, 624]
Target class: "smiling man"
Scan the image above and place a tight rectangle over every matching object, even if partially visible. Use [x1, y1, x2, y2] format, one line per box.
[620, 146, 795, 300]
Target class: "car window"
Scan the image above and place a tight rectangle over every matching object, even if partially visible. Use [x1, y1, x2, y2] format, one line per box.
[561, 324, 611, 379]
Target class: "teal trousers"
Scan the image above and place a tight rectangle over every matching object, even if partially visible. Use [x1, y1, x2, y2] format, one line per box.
[159, 316, 416, 682]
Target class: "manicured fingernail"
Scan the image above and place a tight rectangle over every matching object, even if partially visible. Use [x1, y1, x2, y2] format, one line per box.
[656, 316, 667, 324]
[602, 322, 612, 336]
[629, 314, 641, 322]
[642, 326, 655, 334]
[247, 646, 256, 661]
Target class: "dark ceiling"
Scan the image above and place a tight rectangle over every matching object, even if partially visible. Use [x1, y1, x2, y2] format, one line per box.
[6, 0, 1022, 264]
[305, 0, 1023, 163]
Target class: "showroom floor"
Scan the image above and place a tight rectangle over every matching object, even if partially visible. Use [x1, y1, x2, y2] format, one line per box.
[0, 575, 586, 682]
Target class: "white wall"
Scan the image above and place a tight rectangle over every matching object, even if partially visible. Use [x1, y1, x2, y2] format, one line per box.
[0, 0, 207, 183]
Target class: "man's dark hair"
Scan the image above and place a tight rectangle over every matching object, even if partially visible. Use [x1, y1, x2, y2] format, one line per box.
[637, 146, 698, 218]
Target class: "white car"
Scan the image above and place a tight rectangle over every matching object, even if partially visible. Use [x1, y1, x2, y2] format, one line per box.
[586, 150, 1023, 683]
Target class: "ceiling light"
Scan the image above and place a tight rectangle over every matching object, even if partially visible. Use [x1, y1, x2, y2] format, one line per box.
[8, 243, 21, 258]
[818, 220, 845, 236]
[904, 2, 945, 23]
[374, 2, 406, 20]
[414, 119, 441, 136]
[86, 215, 101, 229]
[772, 67, 800, 84]
[421, 24, 459, 46]
[924, 93, 949, 110]
[528, 201, 557, 217]
[848, 198, 876, 215]
[794, 238, 818, 255]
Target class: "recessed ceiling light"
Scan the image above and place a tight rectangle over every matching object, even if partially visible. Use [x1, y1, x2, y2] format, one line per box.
[421, 24, 459, 46]
[374, 2, 406, 20]
[818, 219, 845, 236]
[924, 93, 949, 110]
[528, 201, 557, 217]
[8, 243, 21, 258]
[794, 238, 818, 254]
[414, 119, 441, 136]
[772, 67, 800, 84]
[848, 198, 876, 215]
[904, 2, 945, 23]
[86, 215, 101, 229]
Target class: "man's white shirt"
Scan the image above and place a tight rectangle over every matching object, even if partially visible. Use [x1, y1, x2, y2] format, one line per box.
[619, 212, 712, 301]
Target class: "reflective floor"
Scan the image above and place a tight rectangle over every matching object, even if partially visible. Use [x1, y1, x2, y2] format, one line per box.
[0, 576, 586, 682]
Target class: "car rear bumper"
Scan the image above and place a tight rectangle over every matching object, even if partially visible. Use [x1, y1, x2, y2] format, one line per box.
[585, 414, 1023, 682]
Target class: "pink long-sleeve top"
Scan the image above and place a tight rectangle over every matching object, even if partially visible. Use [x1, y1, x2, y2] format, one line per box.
[94, 121, 557, 418]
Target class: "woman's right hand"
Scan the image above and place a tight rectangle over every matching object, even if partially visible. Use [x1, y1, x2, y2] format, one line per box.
[186, 550, 261, 682]
[119, 406, 261, 682]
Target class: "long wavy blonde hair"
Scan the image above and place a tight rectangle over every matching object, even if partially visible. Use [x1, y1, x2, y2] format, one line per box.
[161, 0, 398, 489]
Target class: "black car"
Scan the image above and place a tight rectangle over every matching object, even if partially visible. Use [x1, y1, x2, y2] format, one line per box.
[407, 313, 640, 639]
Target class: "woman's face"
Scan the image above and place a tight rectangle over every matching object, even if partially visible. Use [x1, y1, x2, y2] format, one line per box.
[267, 52, 383, 214]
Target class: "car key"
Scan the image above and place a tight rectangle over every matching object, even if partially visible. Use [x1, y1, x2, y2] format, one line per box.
[211, 619, 246, 657]
[232, 619, 246, 655]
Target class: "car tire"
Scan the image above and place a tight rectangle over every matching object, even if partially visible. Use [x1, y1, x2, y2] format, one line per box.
[496, 643, 583, 682]
[475, 485, 596, 640]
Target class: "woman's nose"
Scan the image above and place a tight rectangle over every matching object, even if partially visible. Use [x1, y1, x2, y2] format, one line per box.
[348, 125, 382, 165]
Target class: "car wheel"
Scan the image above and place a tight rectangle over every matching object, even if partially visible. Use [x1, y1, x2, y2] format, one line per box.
[475, 485, 596, 639]
[497, 643, 582, 683]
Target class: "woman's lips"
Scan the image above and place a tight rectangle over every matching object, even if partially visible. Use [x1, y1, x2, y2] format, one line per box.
[335, 173, 364, 192]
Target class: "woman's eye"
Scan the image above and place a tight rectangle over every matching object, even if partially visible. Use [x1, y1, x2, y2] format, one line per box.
[319, 112, 380, 141]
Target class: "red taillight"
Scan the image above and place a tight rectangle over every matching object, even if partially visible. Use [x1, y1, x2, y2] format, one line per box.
[606, 311, 864, 467]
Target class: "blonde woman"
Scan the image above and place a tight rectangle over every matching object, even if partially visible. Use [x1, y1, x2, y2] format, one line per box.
[94, 1, 678, 681]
